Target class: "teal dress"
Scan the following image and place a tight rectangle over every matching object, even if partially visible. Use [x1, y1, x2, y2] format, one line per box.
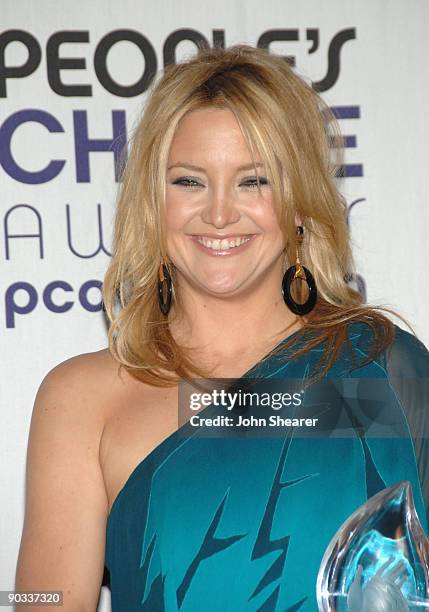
[105, 322, 429, 611]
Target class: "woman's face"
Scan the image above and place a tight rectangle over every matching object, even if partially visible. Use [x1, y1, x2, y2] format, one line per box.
[165, 107, 286, 298]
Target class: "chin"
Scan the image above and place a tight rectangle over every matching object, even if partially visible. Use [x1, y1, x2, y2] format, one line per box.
[197, 279, 250, 297]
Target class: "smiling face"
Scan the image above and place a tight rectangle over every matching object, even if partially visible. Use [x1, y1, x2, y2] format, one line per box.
[165, 107, 287, 300]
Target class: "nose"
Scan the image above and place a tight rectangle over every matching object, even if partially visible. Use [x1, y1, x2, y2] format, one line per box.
[200, 187, 241, 228]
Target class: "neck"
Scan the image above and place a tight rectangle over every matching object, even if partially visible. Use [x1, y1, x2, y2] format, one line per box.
[168, 277, 302, 367]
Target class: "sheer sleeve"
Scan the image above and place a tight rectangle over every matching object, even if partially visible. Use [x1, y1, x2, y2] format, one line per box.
[381, 326, 429, 525]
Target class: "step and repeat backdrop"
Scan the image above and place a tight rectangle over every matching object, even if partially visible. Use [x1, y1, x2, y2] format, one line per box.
[1, 0, 428, 609]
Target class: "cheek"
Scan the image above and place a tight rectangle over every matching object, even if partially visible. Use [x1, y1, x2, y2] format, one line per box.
[252, 198, 282, 232]
[165, 196, 185, 231]
[165, 192, 196, 230]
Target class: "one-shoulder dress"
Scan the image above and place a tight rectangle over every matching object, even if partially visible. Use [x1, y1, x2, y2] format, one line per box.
[104, 322, 429, 611]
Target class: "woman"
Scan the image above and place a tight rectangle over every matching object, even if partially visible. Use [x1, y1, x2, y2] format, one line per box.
[16, 44, 429, 611]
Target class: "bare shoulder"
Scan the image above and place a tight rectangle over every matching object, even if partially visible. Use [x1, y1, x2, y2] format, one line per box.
[15, 347, 132, 610]
[44, 346, 124, 391]
[27, 347, 123, 472]
[37, 347, 133, 421]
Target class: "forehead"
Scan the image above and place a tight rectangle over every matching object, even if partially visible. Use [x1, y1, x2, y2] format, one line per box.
[168, 107, 256, 164]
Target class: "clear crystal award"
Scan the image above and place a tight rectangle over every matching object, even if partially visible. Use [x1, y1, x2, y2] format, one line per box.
[317, 481, 429, 610]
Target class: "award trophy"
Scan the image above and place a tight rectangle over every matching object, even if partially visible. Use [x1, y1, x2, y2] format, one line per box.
[317, 481, 429, 610]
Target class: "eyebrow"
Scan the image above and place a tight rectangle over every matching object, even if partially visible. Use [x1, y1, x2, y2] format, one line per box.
[167, 162, 265, 172]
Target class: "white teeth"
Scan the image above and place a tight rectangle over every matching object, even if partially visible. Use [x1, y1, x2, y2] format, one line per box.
[196, 235, 252, 251]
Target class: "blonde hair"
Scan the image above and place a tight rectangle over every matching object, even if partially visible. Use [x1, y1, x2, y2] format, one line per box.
[102, 44, 402, 387]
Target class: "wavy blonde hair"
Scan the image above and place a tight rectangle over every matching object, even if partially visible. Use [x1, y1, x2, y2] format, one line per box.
[102, 43, 402, 387]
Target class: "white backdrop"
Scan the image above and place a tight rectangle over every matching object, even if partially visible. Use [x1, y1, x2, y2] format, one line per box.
[1, 1, 428, 609]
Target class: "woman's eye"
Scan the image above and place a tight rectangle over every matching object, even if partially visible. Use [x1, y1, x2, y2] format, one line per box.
[241, 177, 269, 188]
[171, 176, 269, 189]
[172, 178, 202, 188]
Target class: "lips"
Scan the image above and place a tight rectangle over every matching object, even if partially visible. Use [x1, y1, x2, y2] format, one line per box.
[191, 233, 253, 239]
[189, 234, 257, 256]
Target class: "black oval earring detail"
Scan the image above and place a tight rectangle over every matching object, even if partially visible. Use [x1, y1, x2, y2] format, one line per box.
[282, 226, 317, 316]
[158, 261, 173, 316]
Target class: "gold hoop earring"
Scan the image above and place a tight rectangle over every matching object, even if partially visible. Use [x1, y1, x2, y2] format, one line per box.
[281, 226, 317, 315]
[158, 259, 173, 316]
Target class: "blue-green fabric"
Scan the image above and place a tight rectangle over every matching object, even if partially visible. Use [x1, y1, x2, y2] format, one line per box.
[105, 322, 429, 611]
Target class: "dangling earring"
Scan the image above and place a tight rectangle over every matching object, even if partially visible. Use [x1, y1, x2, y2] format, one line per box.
[282, 225, 317, 315]
[158, 259, 173, 316]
